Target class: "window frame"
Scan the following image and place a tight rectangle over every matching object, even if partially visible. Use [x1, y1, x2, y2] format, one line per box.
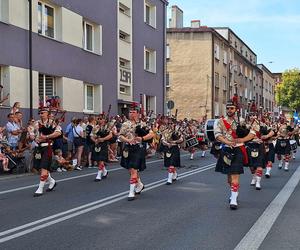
[38, 1, 56, 39]
[38, 74, 56, 106]
[84, 84, 95, 113]
[83, 20, 95, 52]
[144, 47, 156, 73]
[144, 1, 156, 28]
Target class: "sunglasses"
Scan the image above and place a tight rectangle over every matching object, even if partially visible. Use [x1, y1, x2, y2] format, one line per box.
[226, 107, 235, 110]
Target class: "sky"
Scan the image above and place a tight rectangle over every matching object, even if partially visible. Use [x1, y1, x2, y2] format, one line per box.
[167, 0, 300, 73]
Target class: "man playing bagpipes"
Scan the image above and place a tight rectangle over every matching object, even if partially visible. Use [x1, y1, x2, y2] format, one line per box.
[214, 97, 255, 210]
[245, 106, 267, 191]
[33, 107, 62, 197]
[260, 113, 275, 178]
[119, 102, 154, 201]
[274, 114, 292, 171]
[91, 114, 112, 182]
[161, 119, 184, 185]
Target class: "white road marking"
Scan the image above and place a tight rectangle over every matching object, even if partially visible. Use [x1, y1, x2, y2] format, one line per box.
[234, 166, 300, 250]
[0, 164, 215, 243]
[0, 152, 202, 195]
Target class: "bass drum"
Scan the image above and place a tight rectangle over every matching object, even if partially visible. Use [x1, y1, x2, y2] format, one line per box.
[205, 119, 219, 142]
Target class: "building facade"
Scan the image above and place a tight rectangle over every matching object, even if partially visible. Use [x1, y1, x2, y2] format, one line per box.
[0, 0, 167, 120]
[257, 64, 276, 113]
[166, 7, 276, 120]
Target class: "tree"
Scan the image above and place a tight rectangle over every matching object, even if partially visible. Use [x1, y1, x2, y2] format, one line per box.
[276, 68, 300, 111]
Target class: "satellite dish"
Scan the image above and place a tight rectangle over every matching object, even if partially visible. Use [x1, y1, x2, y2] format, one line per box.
[167, 100, 175, 110]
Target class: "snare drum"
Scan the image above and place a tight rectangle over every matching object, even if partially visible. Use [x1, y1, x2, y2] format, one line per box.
[205, 119, 219, 142]
[290, 139, 297, 151]
[185, 137, 199, 148]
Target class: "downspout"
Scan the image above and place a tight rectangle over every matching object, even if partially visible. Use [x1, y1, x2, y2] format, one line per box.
[211, 32, 215, 118]
[28, 0, 33, 118]
[162, 3, 167, 115]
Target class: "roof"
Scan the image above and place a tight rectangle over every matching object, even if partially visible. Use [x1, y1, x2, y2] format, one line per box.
[167, 27, 229, 44]
[257, 64, 274, 78]
[213, 27, 257, 56]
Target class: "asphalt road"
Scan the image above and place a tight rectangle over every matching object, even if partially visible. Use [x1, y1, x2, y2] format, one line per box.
[0, 151, 300, 250]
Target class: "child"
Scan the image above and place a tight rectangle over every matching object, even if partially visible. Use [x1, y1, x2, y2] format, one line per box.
[52, 149, 73, 172]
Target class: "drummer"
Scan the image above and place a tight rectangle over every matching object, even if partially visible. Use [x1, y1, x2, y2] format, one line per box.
[287, 119, 299, 160]
[197, 121, 207, 158]
[184, 120, 198, 160]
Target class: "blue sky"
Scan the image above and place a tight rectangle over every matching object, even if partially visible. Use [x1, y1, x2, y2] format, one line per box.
[167, 0, 300, 73]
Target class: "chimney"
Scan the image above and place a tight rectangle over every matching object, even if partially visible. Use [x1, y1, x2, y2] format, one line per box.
[191, 20, 201, 28]
[169, 5, 183, 28]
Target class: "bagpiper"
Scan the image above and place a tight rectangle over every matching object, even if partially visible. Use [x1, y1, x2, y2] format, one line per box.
[161, 119, 184, 185]
[92, 115, 112, 181]
[245, 108, 266, 190]
[33, 108, 62, 197]
[119, 103, 154, 201]
[260, 113, 275, 178]
[214, 98, 254, 210]
[275, 114, 291, 171]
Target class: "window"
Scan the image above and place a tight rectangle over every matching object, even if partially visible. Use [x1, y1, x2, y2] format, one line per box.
[39, 74, 56, 106]
[119, 85, 127, 94]
[119, 3, 130, 16]
[223, 51, 227, 64]
[166, 44, 170, 60]
[222, 76, 227, 90]
[215, 73, 219, 87]
[144, 47, 156, 73]
[84, 84, 94, 112]
[119, 58, 131, 69]
[83, 20, 102, 54]
[166, 72, 170, 87]
[214, 87, 219, 102]
[0, 0, 9, 22]
[223, 90, 227, 104]
[83, 21, 94, 51]
[144, 1, 156, 28]
[119, 30, 130, 43]
[38, 2, 55, 38]
[214, 44, 220, 60]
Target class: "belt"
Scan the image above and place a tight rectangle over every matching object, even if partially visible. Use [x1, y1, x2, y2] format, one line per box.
[40, 142, 53, 147]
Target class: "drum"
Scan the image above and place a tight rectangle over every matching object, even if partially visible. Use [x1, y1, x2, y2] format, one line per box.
[290, 140, 297, 151]
[205, 119, 219, 142]
[185, 137, 199, 148]
[196, 132, 205, 142]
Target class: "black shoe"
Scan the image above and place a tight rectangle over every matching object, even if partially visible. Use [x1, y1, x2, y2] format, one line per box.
[135, 185, 145, 195]
[128, 196, 135, 201]
[33, 193, 43, 197]
[94, 178, 101, 182]
[46, 182, 57, 192]
[256, 187, 261, 190]
[265, 174, 270, 178]
[166, 182, 172, 185]
[230, 204, 238, 210]
[102, 172, 108, 179]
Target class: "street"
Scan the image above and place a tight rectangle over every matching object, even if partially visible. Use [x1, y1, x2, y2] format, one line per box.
[0, 151, 300, 250]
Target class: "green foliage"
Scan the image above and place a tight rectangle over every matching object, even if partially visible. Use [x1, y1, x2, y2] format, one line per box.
[275, 68, 300, 111]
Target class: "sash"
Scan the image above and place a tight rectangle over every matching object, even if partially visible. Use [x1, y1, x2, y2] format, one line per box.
[222, 118, 248, 165]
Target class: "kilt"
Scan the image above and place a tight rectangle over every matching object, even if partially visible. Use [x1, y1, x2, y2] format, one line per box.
[265, 143, 275, 163]
[215, 146, 244, 175]
[246, 142, 266, 169]
[120, 143, 146, 171]
[164, 145, 181, 168]
[91, 142, 108, 162]
[275, 139, 291, 155]
[33, 146, 52, 171]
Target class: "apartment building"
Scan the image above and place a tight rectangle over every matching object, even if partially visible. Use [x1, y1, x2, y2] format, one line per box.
[257, 64, 276, 112]
[0, 0, 167, 120]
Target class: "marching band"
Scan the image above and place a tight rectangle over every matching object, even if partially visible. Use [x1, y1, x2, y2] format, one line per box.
[30, 100, 300, 211]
